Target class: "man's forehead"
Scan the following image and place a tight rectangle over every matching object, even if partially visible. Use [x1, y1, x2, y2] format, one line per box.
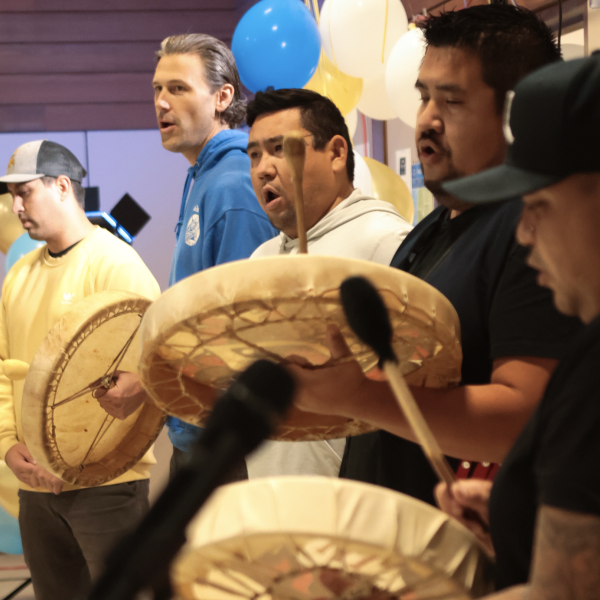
[418, 45, 484, 89]
[153, 53, 206, 82]
[248, 108, 305, 144]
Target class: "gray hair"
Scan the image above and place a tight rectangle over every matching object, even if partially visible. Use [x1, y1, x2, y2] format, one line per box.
[156, 34, 246, 128]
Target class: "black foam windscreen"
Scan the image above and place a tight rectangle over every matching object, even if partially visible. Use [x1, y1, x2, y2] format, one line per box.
[235, 358, 296, 416]
[84, 186, 100, 212]
[201, 359, 295, 454]
[0, 182, 8, 196]
[110, 193, 150, 237]
[340, 276, 396, 365]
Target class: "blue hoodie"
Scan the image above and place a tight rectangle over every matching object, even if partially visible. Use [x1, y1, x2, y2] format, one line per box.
[166, 129, 277, 451]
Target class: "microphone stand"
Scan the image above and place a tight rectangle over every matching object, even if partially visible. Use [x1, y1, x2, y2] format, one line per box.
[87, 430, 243, 600]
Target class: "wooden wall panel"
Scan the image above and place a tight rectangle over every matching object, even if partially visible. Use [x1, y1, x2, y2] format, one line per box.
[0, 1, 236, 12]
[0, 73, 153, 105]
[0, 1, 251, 132]
[0, 103, 157, 132]
[0, 11, 238, 44]
[0, 42, 161, 75]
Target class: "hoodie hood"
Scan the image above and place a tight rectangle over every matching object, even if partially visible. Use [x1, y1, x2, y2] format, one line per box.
[192, 129, 249, 180]
[278, 188, 402, 252]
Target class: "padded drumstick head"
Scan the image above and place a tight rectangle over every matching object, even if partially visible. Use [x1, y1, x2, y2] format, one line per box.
[340, 277, 396, 366]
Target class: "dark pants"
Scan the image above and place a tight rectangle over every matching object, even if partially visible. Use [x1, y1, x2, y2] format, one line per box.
[169, 446, 248, 483]
[18, 480, 149, 600]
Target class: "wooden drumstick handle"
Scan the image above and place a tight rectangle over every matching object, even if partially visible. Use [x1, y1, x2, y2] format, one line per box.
[383, 360, 490, 533]
[283, 131, 308, 254]
[381, 361, 456, 487]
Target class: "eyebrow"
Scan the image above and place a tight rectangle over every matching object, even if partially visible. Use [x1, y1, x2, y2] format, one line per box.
[152, 78, 188, 87]
[247, 135, 284, 152]
[415, 80, 465, 93]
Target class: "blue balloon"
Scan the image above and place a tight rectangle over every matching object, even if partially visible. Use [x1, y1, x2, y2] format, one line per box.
[0, 505, 22, 554]
[5, 233, 45, 272]
[232, 0, 321, 93]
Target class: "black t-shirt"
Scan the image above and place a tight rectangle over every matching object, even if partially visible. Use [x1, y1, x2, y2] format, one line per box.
[341, 199, 582, 505]
[490, 314, 600, 588]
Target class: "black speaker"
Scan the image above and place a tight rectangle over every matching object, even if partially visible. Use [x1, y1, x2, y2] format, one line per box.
[110, 193, 151, 238]
[84, 186, 100, 212]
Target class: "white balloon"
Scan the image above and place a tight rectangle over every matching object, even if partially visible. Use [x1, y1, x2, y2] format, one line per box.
[385, 27, 427, 128]
[357, 72, 397, 121]
[345, 108, 358, 138]
[320, 0, 408, 79]
[353, 151, 373, 197]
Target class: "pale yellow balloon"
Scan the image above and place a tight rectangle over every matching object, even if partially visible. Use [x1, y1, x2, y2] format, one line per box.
[304, 52, 363, 116]
[0, 461, 19, 518]
[364, 157, 414, 224]
[0, 193, 24, 255]
[2, 359, 29, 381]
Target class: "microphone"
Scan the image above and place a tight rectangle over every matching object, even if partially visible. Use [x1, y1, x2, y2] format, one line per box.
[88, 359, 295, 600]
[340, 276, 456, 485]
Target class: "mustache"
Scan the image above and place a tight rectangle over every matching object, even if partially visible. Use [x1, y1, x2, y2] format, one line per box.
[418, 130, 450, 155]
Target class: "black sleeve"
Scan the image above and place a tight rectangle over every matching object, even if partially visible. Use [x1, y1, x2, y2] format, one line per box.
[489, 243, 583, 360]
[535, 344, 600, 515]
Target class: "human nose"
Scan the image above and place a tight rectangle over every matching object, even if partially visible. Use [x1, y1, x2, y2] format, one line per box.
[417, 98, 443, 135]
[155, 90, 170, 112]
[516, 209, 536, 247]
[255, 153, 276, 181]
[11, 195, 23, 215]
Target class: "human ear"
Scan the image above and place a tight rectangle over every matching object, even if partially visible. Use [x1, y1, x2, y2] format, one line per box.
[215, 84, 234, 115]
[55, 175, 71, 200]
[329, 135, 349, 175]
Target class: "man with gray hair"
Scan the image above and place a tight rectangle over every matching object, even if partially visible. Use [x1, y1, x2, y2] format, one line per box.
[99, 34, 276, 475]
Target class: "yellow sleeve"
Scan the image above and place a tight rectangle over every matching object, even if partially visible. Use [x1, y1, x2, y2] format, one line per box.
[0, 283, 18, 460]
[92, 237, 161, 301]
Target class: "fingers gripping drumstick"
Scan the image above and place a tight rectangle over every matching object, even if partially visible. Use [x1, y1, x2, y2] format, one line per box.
[283, 131, 308, 254]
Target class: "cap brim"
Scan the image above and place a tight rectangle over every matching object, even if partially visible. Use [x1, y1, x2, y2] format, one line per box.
[0, 174, 45, 184]
[442, 164, 560, 203]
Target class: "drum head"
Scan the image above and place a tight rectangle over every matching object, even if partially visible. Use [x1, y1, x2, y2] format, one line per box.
[172, 477, 494, 600]
[139, 256, 462, 440]
[22, 290, 166, 487]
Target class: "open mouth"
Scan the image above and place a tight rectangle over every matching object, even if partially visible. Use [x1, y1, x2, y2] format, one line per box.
[421, 144, 436, 157]
[264, 189, 281, 204]
[159, 121, 175, 131]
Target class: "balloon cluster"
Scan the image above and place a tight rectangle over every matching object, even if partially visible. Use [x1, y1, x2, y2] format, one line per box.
[232, 0, 420, 222]
[232, 0, 426, 127]
[318, 0, 426, 127]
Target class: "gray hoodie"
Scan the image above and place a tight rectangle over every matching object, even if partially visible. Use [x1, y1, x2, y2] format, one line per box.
[247, 189, 413, 480]
[251, 189, 412, 265]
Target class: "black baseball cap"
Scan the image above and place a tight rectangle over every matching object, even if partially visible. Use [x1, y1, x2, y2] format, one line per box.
[442, 56, 600, 203]
[0, 140, 87, 185]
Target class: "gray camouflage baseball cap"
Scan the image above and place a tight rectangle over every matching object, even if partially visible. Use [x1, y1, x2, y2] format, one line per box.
[0, 140, 87, 184]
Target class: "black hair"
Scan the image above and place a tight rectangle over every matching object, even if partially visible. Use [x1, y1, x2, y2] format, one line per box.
[246, 88, 354, 182]
[421, 5, 562, 112]
[42, 176, 85, 209]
